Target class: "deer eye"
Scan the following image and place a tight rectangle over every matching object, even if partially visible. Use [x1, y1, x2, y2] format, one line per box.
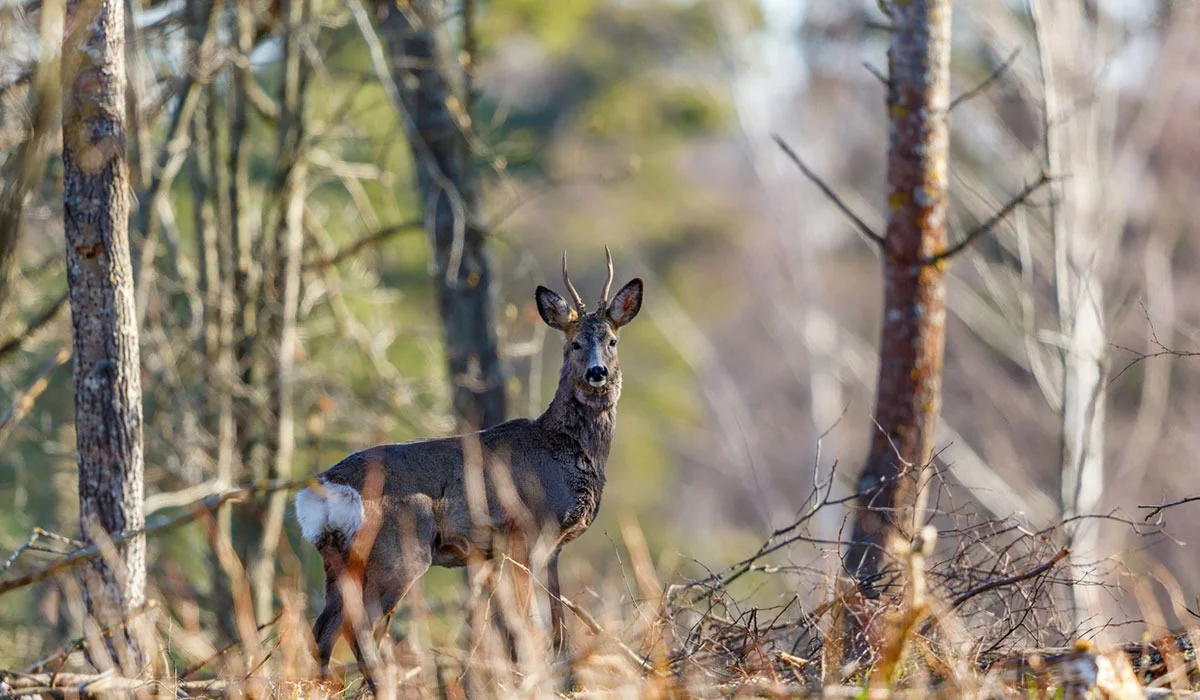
[571, 341, 582, 351]
[609, 338, 618, 347]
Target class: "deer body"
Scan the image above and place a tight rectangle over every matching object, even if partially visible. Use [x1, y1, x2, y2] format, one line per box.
[296, 249, 642, 674]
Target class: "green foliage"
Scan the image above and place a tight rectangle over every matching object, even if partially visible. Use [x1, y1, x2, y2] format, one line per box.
[482, 0, 602, 54]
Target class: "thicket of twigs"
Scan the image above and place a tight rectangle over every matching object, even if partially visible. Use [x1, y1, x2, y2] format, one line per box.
[1, 466, 1197, 697]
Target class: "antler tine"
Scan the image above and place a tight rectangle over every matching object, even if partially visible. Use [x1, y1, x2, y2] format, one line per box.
[599, 244, 614, 305]
[561, 251, 586, 312]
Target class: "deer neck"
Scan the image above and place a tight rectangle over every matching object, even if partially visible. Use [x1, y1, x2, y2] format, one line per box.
[538, 365, 619, 463]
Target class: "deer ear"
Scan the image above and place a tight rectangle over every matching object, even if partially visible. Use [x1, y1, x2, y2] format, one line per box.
[535, 286, 577, 330]
[606, 278, 643, 328]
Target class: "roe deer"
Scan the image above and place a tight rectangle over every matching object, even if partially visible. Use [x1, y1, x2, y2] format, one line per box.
[294, 247, 643, 673]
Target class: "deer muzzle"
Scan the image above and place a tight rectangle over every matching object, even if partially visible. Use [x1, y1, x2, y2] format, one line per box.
[585, 364, 608, 387]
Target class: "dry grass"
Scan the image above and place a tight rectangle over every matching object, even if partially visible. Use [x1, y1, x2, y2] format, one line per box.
[0, 483, 1198, 699]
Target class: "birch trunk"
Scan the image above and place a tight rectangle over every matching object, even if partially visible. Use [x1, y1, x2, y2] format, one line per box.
[1032, 0, 1114, 631]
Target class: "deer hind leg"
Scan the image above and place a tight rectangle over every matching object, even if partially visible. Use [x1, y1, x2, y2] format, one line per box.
[311, 536, 358, 679]
[313, 576, 345, 676]
[347, 498, 435, 688]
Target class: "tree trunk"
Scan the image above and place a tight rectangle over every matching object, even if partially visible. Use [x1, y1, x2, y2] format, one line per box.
[1032, 0, 1113, 632]
[185, 0, 238, 640]
[62, 0, 148, 670]
[843, 0, 951, 598]
[379, 0, 506, 431]
[250, 0, 308, 623]
[230, 0, 264, 485]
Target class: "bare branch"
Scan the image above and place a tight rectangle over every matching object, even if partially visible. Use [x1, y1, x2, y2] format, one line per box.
[1, 527, 80, 576]
[0, 292, 68, 362]
[949, 48, 1020, 111]
[302, 219, 424, 273]
[1109, 320, 1200, 387]
[0, 346, 71, 449]
[862, 61, 888, 86]
[947, 547, 1069, 612]
[772, 135, 885, 247]
[922, 170, 1052, 265]
[1139, 495, 1200, 522]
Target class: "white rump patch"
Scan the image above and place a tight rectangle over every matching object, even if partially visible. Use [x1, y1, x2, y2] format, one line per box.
[294, 480, 364, 544]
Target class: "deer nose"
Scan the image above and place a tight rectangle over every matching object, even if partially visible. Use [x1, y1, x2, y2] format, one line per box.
[585, 365, 608, 386]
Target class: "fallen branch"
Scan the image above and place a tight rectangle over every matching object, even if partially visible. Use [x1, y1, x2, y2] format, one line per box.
[922, 170, 1052, 264]
[911, 547, 1068, 642]
[0, 670, 307, 698]
[0, 477, 313, 598]
[773, 135, 886, 247]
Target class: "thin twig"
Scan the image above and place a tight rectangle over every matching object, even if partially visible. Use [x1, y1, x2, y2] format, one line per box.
[922, 171, 1052, 264]
[947, 547, 1068, 612]
[301, 219, 423, 272]
[1139, 495, 1200, 522]
[1110, 345, 1200, 387]
[178, 613, 282, 678]
[1, 527, 80, 576]
[0, 292, 68, 361]
[772, 135, 886, 247]
[0, 346, 71, 449]
[862, 61, 888, 86]
[949, 48, 1020, 111]
[22, 602, 159, 674]
[0, 670, 260, 697]
[498, 554, 652, 671]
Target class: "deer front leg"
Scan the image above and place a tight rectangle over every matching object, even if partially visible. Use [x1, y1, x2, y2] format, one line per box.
[548, 548, 567, 657]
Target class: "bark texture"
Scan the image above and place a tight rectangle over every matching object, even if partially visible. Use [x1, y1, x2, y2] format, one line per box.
[843, 0, 952, 595]
[380, 0, 506, 431]
[62, 0, 147, 667]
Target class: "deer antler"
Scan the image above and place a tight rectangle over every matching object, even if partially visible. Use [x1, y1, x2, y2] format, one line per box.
[599, 245, 614, 306]
[561, 252, 587, 312]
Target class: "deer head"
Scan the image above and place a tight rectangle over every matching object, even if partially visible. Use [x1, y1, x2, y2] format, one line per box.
[535, 246, 643, 409]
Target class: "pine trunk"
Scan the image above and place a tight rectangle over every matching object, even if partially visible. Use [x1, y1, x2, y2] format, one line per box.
[843, 0, 952, 597]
